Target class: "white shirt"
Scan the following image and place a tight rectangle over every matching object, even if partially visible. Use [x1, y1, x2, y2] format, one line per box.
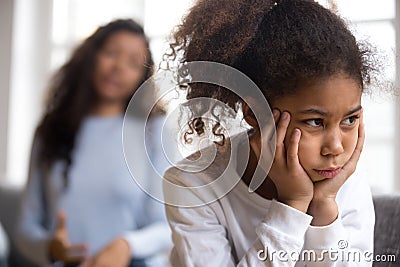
[163, 132, 375, 266]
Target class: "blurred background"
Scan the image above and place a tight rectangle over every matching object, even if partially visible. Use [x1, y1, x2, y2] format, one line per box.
[0, 0, 399, 193]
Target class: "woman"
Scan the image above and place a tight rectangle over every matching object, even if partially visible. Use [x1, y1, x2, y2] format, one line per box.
[16, 19, 171, 267]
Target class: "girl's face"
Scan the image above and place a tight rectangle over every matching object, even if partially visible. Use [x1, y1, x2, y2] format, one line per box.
[272, 74, 362, 182]
[93, 31, 148, 104]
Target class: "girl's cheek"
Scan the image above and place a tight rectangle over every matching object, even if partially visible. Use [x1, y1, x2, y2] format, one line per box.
[296, 132, 319, 171]
[282, 122, 297, 146]
[283, 120, 308, 148]
[297, 135, 311, 161]
[345, 129, 359, 155]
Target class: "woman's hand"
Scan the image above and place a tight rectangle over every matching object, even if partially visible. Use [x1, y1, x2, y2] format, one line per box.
[266, 110, 314, 213]
[308, 110, 365, 225]
[49, 211, 88, 264]
[78, 237, 131, 267]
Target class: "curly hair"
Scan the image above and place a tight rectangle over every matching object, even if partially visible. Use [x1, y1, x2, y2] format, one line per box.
[166, 0, 378, 141]
[35, 19, 154, 188]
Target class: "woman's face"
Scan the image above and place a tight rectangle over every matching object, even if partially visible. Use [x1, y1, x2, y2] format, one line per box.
[272, 74, 362, 182]
[93, 30, 148, 104]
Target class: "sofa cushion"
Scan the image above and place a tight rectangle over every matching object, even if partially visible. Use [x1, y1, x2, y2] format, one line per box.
[373, 194, 400, 266]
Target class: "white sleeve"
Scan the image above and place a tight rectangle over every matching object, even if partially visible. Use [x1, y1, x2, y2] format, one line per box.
[15, 138, 52, 266]
[123, 221, 172, 259]
[303, 171, 375, 266]
[164, 167, 313, 267]
[166, 201, 237, 267]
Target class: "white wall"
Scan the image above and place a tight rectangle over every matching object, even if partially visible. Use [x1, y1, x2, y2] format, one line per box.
[6, 0, 53, 186]
[1, 0, 399, 192]
[0, 0, 14, 184]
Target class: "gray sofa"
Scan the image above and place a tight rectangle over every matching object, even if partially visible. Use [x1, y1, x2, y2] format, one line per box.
[0, 185, 399, 267]
[372, 195, 400, 266]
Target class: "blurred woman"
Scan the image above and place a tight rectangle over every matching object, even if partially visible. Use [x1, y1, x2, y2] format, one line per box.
[16, 19, 171, 267]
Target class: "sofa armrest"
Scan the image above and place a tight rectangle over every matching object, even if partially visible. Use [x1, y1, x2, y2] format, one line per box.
[373, 194, 400, 266]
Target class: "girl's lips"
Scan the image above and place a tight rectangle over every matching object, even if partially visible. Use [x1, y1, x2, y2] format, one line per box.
[314, 168, 341, 179]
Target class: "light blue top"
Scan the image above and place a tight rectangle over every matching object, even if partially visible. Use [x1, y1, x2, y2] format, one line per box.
[16, 114, 171, 267]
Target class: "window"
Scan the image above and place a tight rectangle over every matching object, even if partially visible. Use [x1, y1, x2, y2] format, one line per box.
[331, 0, 397, 193]
[6, 0, 399, 193]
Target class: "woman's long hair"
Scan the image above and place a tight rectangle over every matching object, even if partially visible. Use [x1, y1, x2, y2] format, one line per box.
[35, 19, 154, 187]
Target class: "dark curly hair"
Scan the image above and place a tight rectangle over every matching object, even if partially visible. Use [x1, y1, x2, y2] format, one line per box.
[166, 0, 378, 142]
[35, 19, 154, 188]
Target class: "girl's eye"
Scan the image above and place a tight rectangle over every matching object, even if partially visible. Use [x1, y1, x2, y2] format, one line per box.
[305, 118, 323, 127]
[341, 115, 360, 126]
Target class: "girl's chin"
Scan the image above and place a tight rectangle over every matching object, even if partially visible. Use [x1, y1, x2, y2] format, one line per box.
[311, 176, 327, 183]
[308, 174, 327, 183]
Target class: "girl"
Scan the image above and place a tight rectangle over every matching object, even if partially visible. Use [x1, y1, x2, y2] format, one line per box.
[17, 19, 171, 267]
[163, 0, 377, 266]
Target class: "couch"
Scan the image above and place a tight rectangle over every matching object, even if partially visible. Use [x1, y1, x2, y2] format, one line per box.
[0, 185, 399, 267]
[372, 194, 400, 266]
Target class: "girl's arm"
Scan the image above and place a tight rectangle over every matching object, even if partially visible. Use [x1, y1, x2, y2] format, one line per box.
[164, 168, 314, 267]
[303, 169, 375, 266]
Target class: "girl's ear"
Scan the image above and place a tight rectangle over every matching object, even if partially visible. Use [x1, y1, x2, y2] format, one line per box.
[243, 97, 281, 129]
[242, 97, 258, 129]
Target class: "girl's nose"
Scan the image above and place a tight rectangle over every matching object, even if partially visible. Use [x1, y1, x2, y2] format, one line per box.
[321, 128, 344, 156]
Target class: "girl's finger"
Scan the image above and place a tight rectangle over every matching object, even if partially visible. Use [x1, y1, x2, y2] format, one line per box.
[275, 111, 290, 158]
[341, 110, 365, 174]
[276, 112, 290, 144]
[286, 128, 301, 169]
[272, 109, 280, 124]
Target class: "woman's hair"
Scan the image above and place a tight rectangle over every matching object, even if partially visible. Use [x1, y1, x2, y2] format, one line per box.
[35, 19, 154, 187]
[166, 0, 378, 141]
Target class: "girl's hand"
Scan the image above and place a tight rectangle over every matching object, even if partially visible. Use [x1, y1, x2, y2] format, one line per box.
[78, 237, 131, 267]
[267, 110, 314, 213]
[308, 110, 365, 225]
[49, 211, 88, 264]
